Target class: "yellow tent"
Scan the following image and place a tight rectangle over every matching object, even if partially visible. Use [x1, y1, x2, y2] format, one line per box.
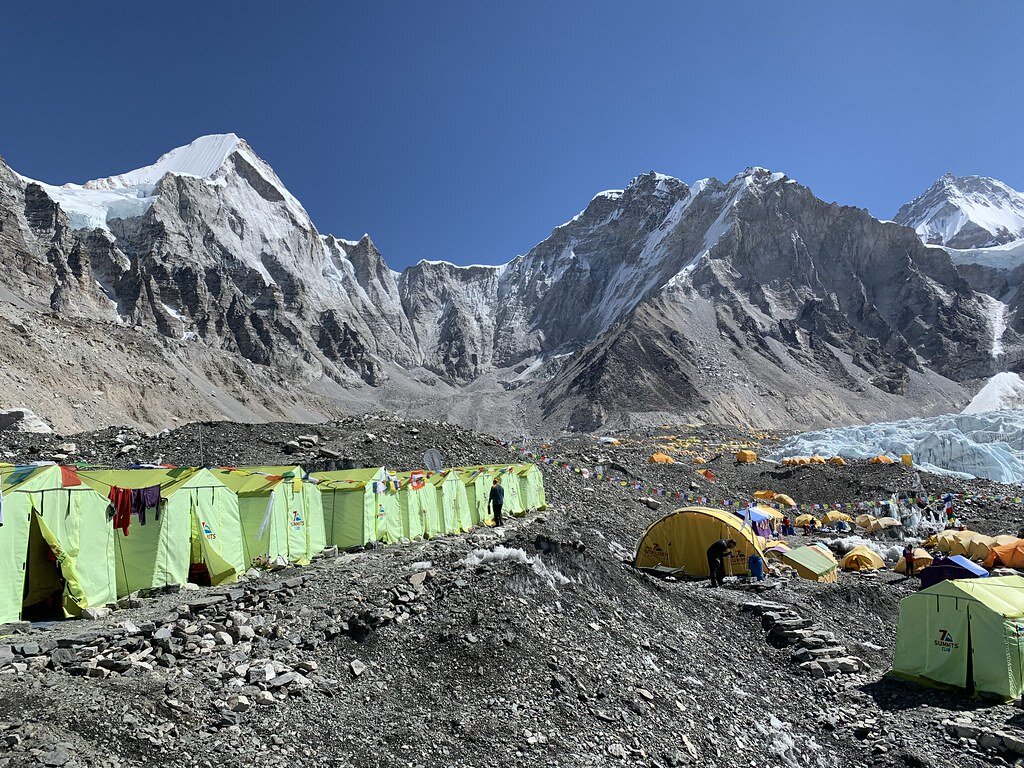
[795, 514, 820, 527]
[894, 548, 933, 573]
[829, 456, 847, 466]
[809, 456, 827, 465]
[933, 530, 961, 553]
[633, 507, 762, 578]
[822, 510, 852, 524]
[649, 452, 676, 464]
[736, 450, 757, 464]
[950, 531, 996, 561]
[900, 454, 913, 466]
[869, 516, 902, 532]
[753, 490, 775, 501]
[840, 546, 885, 571]
[869, 456, 896, 465]
[774, 494, 797, 508]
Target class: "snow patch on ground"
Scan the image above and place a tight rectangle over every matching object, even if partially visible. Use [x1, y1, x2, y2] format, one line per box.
[464, 546, 571, 588]
[769, 411, 1024, 483]
[963, 372, 1024, 414]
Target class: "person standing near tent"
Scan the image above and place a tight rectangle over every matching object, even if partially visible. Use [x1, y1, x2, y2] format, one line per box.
[782, 515, 792, 536]
[707, 539, 736, 588]
[488, 477, 505, 527]
[902, 543, 917, 578]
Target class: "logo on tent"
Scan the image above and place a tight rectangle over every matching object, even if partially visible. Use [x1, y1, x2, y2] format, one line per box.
[934, 629, 959, 651]
[201, 521, 216, 540]
[291, 510, 305, 528]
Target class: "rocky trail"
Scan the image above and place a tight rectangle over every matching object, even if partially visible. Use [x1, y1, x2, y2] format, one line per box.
[2, 418, 1024, 767]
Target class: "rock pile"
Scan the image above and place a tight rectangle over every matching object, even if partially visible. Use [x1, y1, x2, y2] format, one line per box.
[741, 600, 869, 678]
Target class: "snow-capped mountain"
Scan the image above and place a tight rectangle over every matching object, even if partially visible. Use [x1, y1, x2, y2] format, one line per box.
[895, 173, 1024, 249]
[0, 136, 1010, 432]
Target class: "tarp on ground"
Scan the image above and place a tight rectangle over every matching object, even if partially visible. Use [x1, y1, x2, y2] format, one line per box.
[841, 546, 885, 571]
[919, 555, 989, 589]
[79, 468, 244, 595]
[775, 545, 839, 582]
[312, 468, 400, 547]
[0, 465, 117, 622]
[892, 575, 1024, 699]
[633, 507, 762, 578]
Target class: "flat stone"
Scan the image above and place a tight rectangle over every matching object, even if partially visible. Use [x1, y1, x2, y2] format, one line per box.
[270, 671, 297, 688]
[350, 659, 367, 678]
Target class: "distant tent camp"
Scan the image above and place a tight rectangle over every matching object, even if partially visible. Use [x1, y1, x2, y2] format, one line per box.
[894, 548, 934, 574]
[0, 465, 117, 623]
[773, 545, 839, 582]
[634, 507, 762, 578]
[216, 466, 325, 566]
[79, 468, 245, 596]
[919, 555, 989, 590]
[516, 464, 547, 512]
[985, 539, 1024, 569]
[892, 575, 1024, 699]
[840, 546, 885, 571]
[312, 468, 400, 548]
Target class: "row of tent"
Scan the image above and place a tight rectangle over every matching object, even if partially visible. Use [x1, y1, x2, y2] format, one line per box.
[0, 462, 546, 625]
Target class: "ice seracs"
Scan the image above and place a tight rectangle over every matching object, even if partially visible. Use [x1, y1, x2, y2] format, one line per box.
[769, 411, 1024, 484]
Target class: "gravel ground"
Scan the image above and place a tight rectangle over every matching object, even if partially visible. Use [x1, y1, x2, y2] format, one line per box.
[1, 417, 1023, 767]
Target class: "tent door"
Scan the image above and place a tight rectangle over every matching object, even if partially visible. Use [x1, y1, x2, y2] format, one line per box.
[187, 492, 212, 586]
[22, 513, 64, 621]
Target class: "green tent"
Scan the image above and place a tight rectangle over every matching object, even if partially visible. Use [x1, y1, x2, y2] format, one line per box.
[0, 465, 116, 622]
[516, 463, 546, 511]
[455, 467, 496, 527]
[454, 464, 524, 519]
[215, 466, 323, 566]
[892, 575, 1024, 699]
[773, 544, 839, 582]
[312, 468, 401, 547]
[430, 470, 474, 533]
[393, 471, 438, 540]
[78, 468, 244, 595]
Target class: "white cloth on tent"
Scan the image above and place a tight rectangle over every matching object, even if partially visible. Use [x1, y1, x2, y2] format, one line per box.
[257, 489, 276, 539]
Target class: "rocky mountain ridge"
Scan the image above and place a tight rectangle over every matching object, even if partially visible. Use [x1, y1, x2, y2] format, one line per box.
[0, 136, 1014, 432]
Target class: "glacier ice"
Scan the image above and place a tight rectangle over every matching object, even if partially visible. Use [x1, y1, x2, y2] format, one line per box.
[768, 410, 1024, 484]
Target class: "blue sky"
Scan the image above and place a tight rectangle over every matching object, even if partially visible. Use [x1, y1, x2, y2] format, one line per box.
[2, 2, 1022, 269]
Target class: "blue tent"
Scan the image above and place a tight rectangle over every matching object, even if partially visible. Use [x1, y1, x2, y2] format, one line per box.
[734, 507, 773, 538]
[919, 555, 989, 590]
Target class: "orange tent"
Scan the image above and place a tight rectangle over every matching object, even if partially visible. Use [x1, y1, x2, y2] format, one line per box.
[869, 456, 895, 465]
[984, 539, 1024, 568]
[809, 456, 827, 465]
[829, 456, 846, 466]
[736, 450, 757, 463]
[649, 452, 676, 465]
[753, 490, 775, 501]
